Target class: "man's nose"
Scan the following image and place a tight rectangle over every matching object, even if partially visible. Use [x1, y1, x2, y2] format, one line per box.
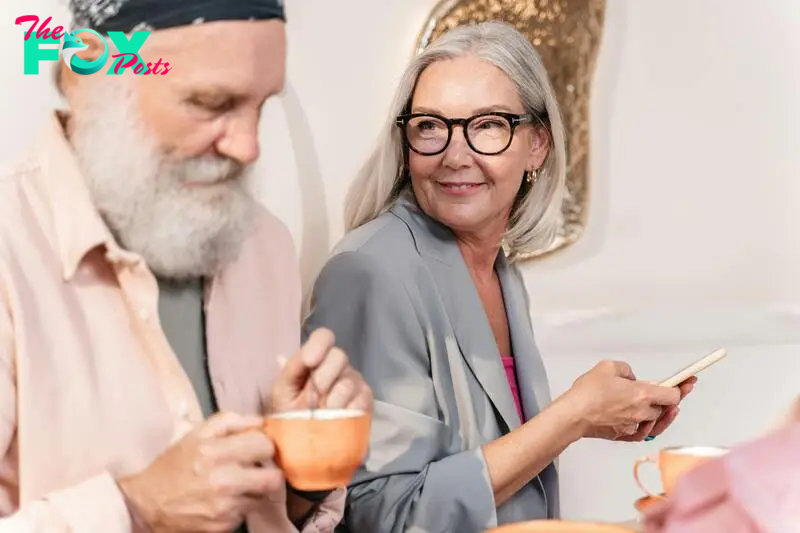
[215, 113, 261, 165]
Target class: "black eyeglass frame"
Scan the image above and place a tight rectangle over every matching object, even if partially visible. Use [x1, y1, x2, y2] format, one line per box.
[394, 111, 547, 156]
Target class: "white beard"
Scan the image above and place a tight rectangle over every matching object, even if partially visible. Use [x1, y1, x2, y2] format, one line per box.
[70, 79, 257, 280]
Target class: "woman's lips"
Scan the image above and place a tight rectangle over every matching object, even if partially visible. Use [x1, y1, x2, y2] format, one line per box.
[436, 182, 486, 196]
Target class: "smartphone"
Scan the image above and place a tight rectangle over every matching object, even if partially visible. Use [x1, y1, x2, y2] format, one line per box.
[659, 348, 728, 387]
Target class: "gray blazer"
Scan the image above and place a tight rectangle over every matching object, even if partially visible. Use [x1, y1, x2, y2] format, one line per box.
[303, 196, 559, 533]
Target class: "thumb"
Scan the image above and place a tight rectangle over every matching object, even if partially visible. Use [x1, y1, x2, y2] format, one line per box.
[271, 329, 337, 408]
[275, 328, 336, 391]
[276, 350, 312, 393]
[299, 328, 336, 368]
[641, 382, 682, 407]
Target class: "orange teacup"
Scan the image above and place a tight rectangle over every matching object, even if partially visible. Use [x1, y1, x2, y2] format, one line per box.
[633, 445, 728, 497]
[263, 408, 371, 491]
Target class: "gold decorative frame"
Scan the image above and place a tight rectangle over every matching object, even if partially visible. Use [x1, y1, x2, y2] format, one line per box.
[416, 0, 606, 261]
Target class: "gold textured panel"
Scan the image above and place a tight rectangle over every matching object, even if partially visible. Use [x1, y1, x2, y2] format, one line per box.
[417, 0, 606, 261]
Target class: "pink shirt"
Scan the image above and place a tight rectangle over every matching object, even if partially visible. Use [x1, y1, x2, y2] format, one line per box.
[642, 422, 800, 533]
[501, 356, 525, 422]
[0, 112, 344, 533]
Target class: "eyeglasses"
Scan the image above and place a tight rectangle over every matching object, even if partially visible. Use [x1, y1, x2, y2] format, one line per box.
[395, 111, 542, 156]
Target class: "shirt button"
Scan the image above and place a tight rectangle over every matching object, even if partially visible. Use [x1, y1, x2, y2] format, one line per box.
[177, 400, 190, 419]
[138, 308, 149, 321]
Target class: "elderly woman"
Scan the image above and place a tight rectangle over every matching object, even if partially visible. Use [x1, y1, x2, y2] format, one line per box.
[303, 21, 694, 532]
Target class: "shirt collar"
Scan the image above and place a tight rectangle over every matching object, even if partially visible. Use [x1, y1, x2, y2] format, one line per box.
[36, 110, 141, 280]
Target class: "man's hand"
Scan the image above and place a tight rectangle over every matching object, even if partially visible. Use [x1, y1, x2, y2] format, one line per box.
[118, 412, 283, 533]
[269, 328, 372, 523]
[270, 328, 372, 413]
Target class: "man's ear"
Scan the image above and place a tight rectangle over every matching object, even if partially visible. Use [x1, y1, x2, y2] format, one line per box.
[60, 31, 108, 94]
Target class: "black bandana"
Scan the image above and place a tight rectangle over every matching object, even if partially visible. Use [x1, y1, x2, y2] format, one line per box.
[69, 0, 285, 34]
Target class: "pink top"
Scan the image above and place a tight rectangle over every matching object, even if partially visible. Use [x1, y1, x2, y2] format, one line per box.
[501, 356, 525, 422]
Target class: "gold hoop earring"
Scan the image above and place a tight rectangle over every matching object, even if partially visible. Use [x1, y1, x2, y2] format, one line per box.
[526, 168, 539, 184]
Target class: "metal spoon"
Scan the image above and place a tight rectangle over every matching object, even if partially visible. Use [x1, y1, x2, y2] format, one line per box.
[308, 373, 319, 418]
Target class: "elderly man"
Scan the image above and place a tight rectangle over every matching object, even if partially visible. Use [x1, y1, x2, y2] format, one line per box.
[0, 1, 371, 532]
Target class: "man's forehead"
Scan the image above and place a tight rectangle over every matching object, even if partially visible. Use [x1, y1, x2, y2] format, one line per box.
[66, 0, 287, 91]
[143, 21, 286, 96]
[145, 19, 284, 56]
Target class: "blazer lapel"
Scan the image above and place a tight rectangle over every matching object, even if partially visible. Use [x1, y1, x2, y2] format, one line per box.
[391, 198, 521, 431]
[495, 255, 552, 420]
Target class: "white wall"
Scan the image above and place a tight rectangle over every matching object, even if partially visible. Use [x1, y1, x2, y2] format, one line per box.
[526, 1, 800, 521]
[2, 0, 799, 525]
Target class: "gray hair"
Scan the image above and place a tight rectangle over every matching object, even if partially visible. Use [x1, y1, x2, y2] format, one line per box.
[344, 21, 567, 261]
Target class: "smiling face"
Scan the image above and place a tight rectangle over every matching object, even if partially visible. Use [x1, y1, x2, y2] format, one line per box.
[407, 56, 549, 241]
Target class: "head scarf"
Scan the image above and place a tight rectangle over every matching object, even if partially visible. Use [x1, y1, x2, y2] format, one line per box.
[69, 0, 285, 33]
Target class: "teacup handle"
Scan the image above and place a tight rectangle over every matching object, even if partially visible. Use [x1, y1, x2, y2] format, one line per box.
[633, 455, 663, 499]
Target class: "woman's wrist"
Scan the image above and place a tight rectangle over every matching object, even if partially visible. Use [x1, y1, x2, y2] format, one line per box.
[545, 392, 590, 443]
[483, 392, 588, 505]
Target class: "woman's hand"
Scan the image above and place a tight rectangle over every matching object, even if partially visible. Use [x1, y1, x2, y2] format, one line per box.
[642, 376, 696, 440]
[560, 360, 684, 442]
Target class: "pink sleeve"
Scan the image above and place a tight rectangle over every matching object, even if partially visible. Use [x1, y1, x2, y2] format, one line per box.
[642, 423, 800, 533]
[0, 281, 132, 533]
[0, 472, 132, 533]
